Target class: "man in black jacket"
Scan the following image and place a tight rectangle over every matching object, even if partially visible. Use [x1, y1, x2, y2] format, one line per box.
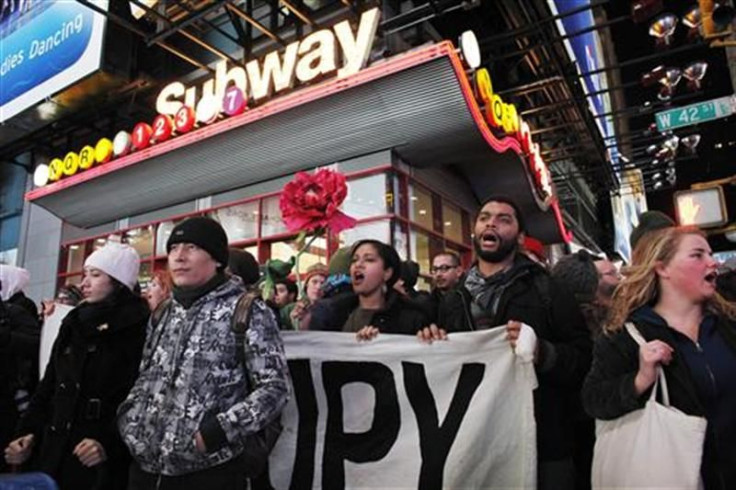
[427, 196, 592, 490]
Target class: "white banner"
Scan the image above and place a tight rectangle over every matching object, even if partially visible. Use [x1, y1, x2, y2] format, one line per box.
[39, 303, 72, 379]
[267, 328, 538, 489]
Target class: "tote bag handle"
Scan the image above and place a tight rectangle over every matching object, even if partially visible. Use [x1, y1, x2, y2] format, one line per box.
[624, 322, 670, 407]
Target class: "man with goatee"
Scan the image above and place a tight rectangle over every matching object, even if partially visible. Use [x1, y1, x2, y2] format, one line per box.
[425, 196, 592, 490]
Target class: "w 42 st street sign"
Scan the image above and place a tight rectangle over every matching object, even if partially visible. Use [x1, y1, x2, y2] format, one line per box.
[655, 95, 736, 132]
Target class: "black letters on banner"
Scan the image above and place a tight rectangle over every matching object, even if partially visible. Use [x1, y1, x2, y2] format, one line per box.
[286, 359, 320, 490]
[321, 361, 401, 490]
[403, 362, 485, 490]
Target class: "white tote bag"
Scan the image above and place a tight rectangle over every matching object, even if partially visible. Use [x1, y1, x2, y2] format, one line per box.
[591, 323, 707, 490]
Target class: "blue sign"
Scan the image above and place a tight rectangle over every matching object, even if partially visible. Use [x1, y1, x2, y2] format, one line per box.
[0, 0, 108, 122]
[547, 0, 619, 166]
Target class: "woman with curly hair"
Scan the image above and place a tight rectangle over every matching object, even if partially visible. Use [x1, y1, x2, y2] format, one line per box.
[583, 227, 736, 489]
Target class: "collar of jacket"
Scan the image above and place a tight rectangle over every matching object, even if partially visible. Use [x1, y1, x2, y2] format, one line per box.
[67, 291, 149, 339]
[172, 274, 244, 310]
[172, 272, 231, 308]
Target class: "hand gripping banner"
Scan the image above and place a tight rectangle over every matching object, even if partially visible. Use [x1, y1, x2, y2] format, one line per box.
[265, 328, 538, 489]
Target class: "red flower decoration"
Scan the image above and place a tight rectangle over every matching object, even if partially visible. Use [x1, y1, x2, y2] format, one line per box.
[279, 169, 357, 233]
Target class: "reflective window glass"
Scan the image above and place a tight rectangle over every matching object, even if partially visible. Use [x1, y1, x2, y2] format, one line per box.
[155, 220, 184, 256]
[343, 174, 389, 219]
[338, 220, 390, 249]
[125, 226, 154, 259]
[210, 202, 259, 242]
[261, 196, 288, 237]
[442, 201, 463, 244]
[409, 184, 433, 230]
[269, 235, 328, 271]
[409, 228, 443, 276]
[65, 243, 86, 273]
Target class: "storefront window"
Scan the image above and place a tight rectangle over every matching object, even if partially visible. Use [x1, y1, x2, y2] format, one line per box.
[125, 226, 154, 259]
[139, 262, 153, 286]
[261, 196, 288, 237]
[210, 201, 259, 242]
[63, 275, 82, 287]
[393, 221, 408, 260]
[93, 236, 109, 251]
[65, 243, 86, 273]
[155, 220, 183, 256]
[409, 228, 443, 276]
[338, 220, 390, 249]
[269, 235, 328, 271]
[343, 174, 389, 219]
[409, 184, 433, 230]
[442, 201, 463, 244]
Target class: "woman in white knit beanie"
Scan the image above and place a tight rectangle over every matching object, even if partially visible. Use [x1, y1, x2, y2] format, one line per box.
[5, 241, 149, 490]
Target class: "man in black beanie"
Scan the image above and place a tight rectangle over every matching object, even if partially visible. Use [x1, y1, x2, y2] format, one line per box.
[118, 217, 290, 489]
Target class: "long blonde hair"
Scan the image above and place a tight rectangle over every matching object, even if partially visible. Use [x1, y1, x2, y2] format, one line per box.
[605, 227, 736, 333]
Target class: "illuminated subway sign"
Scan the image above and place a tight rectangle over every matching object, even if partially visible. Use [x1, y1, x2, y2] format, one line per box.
[474, 68, 553, 201]
[37, 7, 380, 186]
[156, 7, 380, 115]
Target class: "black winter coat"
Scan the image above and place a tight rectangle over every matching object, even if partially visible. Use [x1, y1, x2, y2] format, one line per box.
[583, 311, 736, 490]
[308, 290, 429, 334]
[16, 291, 148, 490]
[437, 255, 592, 461]
[0, 300, 41, 472]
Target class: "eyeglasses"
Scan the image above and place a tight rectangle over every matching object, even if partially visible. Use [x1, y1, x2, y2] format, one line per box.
[430, 265, 457, 274]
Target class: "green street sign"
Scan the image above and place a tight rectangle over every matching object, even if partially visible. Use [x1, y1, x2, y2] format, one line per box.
[655, 95, 735, 132]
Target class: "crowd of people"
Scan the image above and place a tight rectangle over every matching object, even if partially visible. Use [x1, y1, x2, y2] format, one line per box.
[0, 197, 734, 490]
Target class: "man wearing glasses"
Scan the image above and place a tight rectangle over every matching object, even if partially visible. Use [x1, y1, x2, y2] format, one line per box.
[430, 251, 464, 295]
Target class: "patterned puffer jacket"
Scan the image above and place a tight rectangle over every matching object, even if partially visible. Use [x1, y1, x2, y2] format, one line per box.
[117, 276, 290, 476]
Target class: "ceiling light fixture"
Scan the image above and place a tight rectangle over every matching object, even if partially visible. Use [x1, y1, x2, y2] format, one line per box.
[683, 61, 708, 90]
[649, 13, 679, 47]
[657, 67, 682, 100]
[681, 134, 701, 153]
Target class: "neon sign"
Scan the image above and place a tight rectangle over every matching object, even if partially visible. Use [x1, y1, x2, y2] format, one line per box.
[474, 68, 553, 202]
[35, 7, 380, 187]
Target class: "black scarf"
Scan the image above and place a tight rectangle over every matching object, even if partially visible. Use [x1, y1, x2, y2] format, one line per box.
[172, 272, 228, 309]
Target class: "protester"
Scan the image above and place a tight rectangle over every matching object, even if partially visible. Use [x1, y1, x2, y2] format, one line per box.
[394, 260, 434, 321]
[288, 263, 327, 330]
[0, 279, 41, 474]
[424, 251, 465, 322]
[716, 257, 736, 301]
[117, 217, 290, 489]
[592, 255, 621, 308]
[227, 248, 260, 287]
[583, 227, 736, 489]
[629, 210, 675, 251]
[0, 265, 37, 318]
[429, 196, 592, 490]
[550, 250, 617, 490]
[144, 270, 172, 312]
[309, 240, 429, 337]
[551, 250, 618, 337]
[306, 247, 353, 331]
[272, 278, 298, 329]
[4, 242, 148, 490]
[430, 251, 464, 294]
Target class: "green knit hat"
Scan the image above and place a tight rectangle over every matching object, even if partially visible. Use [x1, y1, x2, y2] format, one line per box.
[328, 247, 352, 276]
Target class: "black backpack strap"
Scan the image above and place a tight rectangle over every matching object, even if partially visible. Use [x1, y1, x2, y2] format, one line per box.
[150, 297, 172, 328]
[230, 289, 283, 479]
[231, 290, 260, 366]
